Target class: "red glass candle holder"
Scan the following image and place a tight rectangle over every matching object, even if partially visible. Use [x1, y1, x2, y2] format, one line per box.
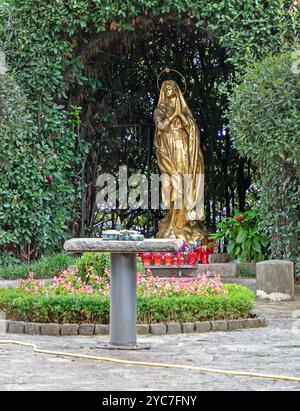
[186, 251, 197, 265]
[164, 253, 173, 265]
[142, 253, 152, 266]
[195, 246, 202, 261]
[176, 251, 182, 259]
[153, 253, 163, 265]
[172, 256, 178, 265]
[178, 256, 185, 266]
[201, 250, 209, 264]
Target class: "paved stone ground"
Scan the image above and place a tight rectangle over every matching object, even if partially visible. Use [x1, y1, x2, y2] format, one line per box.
[0, 288, 299, 391]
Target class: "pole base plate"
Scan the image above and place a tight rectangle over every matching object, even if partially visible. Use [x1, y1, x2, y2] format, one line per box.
[95, 342, 150, 350]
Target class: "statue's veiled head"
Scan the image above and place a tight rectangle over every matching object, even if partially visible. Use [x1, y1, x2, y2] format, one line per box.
[158, 80, 191, 118]
[160, 80, 181, 100]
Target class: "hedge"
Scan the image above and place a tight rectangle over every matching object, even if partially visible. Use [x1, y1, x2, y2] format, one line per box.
[0, 284, 255, 324]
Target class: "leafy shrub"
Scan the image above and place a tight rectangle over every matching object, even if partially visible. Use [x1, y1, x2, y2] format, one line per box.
[211, 209, 269, 262]
[75, 252, 111, 282]
[0, 251, 20, 266]
[0, 253, 76, 280]
[0, 284, 255, 324]
[228, 51, 300, 273]
[75, 252, 145, 281]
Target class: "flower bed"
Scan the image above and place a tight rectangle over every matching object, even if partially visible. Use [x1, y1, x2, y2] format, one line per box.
[0, 269, 255, 324]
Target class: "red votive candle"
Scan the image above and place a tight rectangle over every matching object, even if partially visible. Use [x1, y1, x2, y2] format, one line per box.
[142, 253, 152, 266]
[201, 249, 209, 264]
[178, 256, 185, 265]
[153, 253, 163, 265]
[164, 253, 173, 265]
[186, 251, 197, 265]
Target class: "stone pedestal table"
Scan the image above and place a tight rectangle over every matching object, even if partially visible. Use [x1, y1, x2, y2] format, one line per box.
[64, 238, 183, 348]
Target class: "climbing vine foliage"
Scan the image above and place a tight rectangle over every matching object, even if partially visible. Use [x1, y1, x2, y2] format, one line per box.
[0, 64, 81, 261]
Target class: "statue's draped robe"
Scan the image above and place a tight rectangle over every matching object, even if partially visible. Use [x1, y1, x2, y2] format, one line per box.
[154, 80, 205, 242]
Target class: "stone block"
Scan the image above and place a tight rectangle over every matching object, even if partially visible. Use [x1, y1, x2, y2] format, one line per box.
[40, 323, 60, 336]
[246, 318, 261, 328]
[61, 324, 79, 336]
[211, 320, 228, 332]
[95, 324, 110, 336]
[149, 323, 166, 335]
[256, 260, 294, 300]
[236, 263, 256, 277]
[24, 322, 41, 335]
[194, 321, 211, 333]
[228, 319, 244, 331]
[209, 253, 230, 264]
[198, 263, 238, 277]
[78, 324, 95, 335]
[258, 317, 267, 327]
[182, 322, 195, 333]
[166, 322, 182, 334]
[8, 321, 25, 334]
[149, 266, 199, 278]
[222, 277, 257, 292]
[136, 324, 150, 335]
[0, 319, 8, 333]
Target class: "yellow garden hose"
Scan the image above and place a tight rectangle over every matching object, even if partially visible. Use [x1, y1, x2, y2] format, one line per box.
[0, 340, 300, 383]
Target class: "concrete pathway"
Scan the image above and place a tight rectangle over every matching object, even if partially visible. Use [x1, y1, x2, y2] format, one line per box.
[0, 288, 299, 391]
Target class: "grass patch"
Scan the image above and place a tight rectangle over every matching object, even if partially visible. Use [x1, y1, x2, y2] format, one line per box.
[0, 253, 77, 280]
[0, 284, 255, 324]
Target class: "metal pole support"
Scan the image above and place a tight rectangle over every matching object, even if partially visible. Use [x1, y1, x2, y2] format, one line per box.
[110, 253, 137, 347]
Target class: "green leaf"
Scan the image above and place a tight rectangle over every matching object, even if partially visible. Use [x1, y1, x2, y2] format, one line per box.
[236, 228, 248, 244]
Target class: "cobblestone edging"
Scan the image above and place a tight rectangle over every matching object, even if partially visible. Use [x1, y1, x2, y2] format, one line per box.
[2, 317, 267, 336]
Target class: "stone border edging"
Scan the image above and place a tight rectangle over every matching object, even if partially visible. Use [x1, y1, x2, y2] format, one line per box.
[2, 317, 267, 336]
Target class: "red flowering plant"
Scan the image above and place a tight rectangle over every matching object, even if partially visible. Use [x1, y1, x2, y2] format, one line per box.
[211, 209, 269, 262]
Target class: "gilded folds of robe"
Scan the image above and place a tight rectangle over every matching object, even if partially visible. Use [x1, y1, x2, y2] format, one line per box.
[154, 80, 205, 242]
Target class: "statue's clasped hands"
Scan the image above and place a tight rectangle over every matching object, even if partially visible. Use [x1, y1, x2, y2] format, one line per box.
[171, 97, 188, 127]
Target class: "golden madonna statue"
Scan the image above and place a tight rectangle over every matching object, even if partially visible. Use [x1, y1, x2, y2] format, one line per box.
[154, 77, 206, 242]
